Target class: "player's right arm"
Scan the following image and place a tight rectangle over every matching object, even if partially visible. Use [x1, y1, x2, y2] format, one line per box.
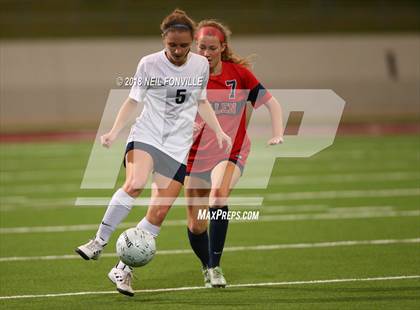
[101, 97, 138, 148]
[102, 57, 147, 148]
[197, 99, 232, 153]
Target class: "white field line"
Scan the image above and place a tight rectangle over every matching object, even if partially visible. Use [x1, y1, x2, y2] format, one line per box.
[0, 198, 76, 211]
[0, 275, 419, 300]
[265, 188, 420, 200]
[1, 184, 79, 194]
[73, 188, 420, 207]
[262, 205, 329, 213]
[1, 161, 414, 175]
[268, 172, 420, 185]
[0, 146, 415, 162]
[1, 183, 418, 210]
[257, 210, 420, 221]
[0, 196, 75, 206]
[0, 238, 419, 262]
[329, 206, 396, 213]
[0, 144, 414, 156]
[1, 147, 417, 166]
[2, 171, 418, 185]
[0, 171, 83, 182]
[261, 205, 395, 213]
[1, 209, 419, 234]
[74, 197, 264, 207]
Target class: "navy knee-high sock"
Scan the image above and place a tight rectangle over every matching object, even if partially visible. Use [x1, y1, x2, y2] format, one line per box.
[187, 228, 209, 268]
[209, 206, 229, 268]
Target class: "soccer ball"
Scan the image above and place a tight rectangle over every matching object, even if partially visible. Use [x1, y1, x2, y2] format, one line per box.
[116, 227, 156, 267]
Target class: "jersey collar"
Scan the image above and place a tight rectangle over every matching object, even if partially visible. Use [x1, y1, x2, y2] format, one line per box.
[160, 49, 192, 71]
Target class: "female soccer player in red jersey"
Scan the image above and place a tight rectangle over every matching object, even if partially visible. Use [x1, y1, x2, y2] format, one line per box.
[185, 20, 284, 287]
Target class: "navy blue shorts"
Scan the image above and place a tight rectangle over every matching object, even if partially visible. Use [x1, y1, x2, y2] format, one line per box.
[124, 142, 186, 185]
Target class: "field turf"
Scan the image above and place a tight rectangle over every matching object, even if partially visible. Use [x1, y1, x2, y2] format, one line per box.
[0, 135, 419, 309]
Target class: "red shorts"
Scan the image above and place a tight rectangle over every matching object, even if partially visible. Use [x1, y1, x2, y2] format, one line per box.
[186, 144, 249, 175]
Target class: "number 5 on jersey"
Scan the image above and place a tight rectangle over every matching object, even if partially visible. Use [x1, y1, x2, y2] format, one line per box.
[175, 89, 187, 104]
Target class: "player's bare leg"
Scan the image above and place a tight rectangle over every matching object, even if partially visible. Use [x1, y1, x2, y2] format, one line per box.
[186, 175, 211, 234]
[209, 160, 241, 207]
[76, 150, 153, 261]
[144, 172, 183, 225]
[110, 172, 183, 296]
[122, 149, 154, 197]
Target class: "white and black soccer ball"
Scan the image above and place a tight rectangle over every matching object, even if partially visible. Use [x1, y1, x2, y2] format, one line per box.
[116, 227, 156, 267]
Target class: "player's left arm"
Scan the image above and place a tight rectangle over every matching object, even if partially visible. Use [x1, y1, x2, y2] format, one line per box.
[264, 96, 284, 145]
[241, 65, 284, 145]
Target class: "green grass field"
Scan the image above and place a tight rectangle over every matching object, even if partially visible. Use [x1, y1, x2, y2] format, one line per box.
[0, 135, 419, 309]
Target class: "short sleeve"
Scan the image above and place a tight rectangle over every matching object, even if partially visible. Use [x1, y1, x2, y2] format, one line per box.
[241, 66, 272, 109]
[199, 62, 210, 101]
[128, 58, 147, 103]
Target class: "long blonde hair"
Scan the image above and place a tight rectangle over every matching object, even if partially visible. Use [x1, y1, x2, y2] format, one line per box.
[196, 20, 251, 68]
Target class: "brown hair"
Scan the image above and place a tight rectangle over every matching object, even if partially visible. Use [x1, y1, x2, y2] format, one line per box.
[196, 19, 251, 68]
[160, 9, 196, 38]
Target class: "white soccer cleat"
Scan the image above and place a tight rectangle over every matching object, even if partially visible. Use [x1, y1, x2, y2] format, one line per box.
[75, 239, 104, 260]
[209, 266, 227, 288]
[202, 267, 211, 288]
[108, 267, 135, 297]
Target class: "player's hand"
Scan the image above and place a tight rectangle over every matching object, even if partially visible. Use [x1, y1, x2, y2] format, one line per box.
[193, 122, 204, 133]
[267, 136, 284, 146]
[100, 131, 117, 148]
[216, 131, 232, 153]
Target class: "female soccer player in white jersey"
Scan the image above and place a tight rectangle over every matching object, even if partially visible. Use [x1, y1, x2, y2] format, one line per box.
[184, 20, 284, 288]
[76, 10, 231, 296]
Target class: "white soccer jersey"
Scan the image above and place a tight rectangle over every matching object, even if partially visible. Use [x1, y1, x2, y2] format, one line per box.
[128, 50, 209, 164]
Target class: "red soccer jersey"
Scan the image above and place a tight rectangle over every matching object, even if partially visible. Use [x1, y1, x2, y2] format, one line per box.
[187, 61, 271, 173]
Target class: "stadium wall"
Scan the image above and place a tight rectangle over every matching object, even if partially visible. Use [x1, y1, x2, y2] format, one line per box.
[1, 34, 419, 132]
